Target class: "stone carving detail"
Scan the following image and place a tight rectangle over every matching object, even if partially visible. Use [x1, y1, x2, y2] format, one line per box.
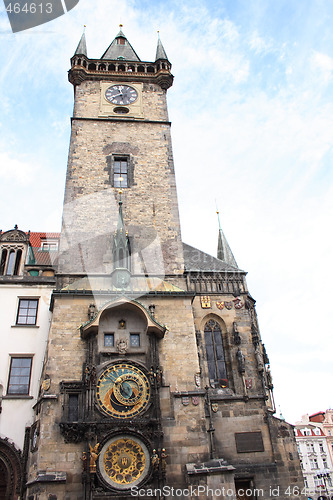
[116, 338, 128, 354]
[59, 423, 86, 443]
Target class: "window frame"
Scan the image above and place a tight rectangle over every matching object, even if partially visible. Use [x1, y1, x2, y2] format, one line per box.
[16, 298, 39, 326]
[130, 333, 140, 347]
[106, 154, 134, 189]
[204, 319, 227, 388]
[104, 332, 115, 347]
[7, 356, 33, 396]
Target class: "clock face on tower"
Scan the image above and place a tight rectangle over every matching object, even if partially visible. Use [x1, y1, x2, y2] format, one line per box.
[105, 85, 138, 105]
[96, 363, 151, 419]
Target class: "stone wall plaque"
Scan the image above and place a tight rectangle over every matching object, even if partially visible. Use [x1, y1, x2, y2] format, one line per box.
[235, 431, 264, 453]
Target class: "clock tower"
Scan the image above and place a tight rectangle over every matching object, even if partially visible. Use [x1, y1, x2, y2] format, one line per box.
[25, 28, 304, 500]
[59, 27, 183, 278]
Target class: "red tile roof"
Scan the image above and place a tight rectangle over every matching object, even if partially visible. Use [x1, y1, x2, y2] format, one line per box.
[28, 232, 60, 267]
[29, 232, 60, 248]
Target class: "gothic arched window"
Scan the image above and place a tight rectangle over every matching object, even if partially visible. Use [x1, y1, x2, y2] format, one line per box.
[204, 319, 227, 388]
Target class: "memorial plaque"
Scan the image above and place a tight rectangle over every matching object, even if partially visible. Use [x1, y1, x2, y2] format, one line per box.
[235, 431, 264, 453]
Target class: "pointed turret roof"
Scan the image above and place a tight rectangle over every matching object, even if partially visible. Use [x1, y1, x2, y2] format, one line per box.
[112, 196, 131, 271]
[216, 211, 238, 268]
[155, 33, 169, 61]
[74, 30, 87, 57]
[114, 197, 127, 246]
[101, 27, 141, 61]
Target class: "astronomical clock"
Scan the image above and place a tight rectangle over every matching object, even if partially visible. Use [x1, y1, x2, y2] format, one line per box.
[60, 299, 166, 496]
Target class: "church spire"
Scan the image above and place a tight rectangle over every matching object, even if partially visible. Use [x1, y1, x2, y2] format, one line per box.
[155, 32, 169, 61]
[74, 27, 87, 57]
[216, 210, 238, 268]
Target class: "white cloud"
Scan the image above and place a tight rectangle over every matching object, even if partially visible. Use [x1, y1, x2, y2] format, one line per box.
[0, 152, 38, 183]
[311, 50, 333, 84]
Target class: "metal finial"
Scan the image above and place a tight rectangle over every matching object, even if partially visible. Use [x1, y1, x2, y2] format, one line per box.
[216, 207, 222, 231]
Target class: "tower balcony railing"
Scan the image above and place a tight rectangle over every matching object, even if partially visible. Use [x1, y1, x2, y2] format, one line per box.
[69, 56, 173, 89]
[186, 272, 248, 295]
[71, 55, 171, 76]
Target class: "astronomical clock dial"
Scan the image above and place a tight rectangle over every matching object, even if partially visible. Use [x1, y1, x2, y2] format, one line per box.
[105, 85, 138, 105]
[98, 435, 150, 490]
[96, 363, 151, 419]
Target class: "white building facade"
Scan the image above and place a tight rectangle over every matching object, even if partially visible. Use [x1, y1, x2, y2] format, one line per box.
[295, 416, 333, 500]
[0, 228, 59, 499]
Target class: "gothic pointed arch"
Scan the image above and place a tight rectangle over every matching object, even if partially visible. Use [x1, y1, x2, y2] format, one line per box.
[199, 314, 233, 390]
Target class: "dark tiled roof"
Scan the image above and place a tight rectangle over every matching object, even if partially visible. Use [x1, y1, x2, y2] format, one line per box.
[101, 30, 141, 61]
[155, 37, 169, 61]
[74, 32, 87, 57]
[183, 243, 244, 273]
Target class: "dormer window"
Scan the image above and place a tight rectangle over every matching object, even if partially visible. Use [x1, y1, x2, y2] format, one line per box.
[117, 37, 126, 45]
[0, 248, 23, 276]
[41, 240, 59, 252]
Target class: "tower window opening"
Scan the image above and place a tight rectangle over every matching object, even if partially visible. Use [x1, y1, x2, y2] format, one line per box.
[117, 37, 126, 45]
[0, 249, 7, 275]
[88, 63, 96, 70]
[114, 157, 128, 188]
[13, 249, 22, 275]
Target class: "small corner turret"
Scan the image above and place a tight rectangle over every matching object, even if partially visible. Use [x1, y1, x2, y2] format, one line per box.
[69, 26, 173, 90]
[216, 210, 238, 268]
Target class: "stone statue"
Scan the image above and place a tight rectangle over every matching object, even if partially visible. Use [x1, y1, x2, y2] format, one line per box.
[236, 349, 245, 374]
[255, 345, 264, 372]
[266, 365, 273, 389]
[161, 449, 168, 471]
[152, 449, 159, 471]
[81, 451, 88, 472]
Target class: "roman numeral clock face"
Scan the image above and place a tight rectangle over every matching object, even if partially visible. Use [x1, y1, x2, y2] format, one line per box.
[105, 85, 138, 105]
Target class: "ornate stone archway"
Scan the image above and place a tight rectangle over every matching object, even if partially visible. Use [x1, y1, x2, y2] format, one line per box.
[0, 438, 23, 499]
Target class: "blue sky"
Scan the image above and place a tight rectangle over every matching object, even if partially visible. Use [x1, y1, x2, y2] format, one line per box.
[0, 0, 332, 423]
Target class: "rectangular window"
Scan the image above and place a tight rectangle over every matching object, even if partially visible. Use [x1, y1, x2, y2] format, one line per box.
[114, 157, 128, 188]
[41, 241, 58, 251]
[310, 458, 318, 469]
[16, 299, 38, 325]
[68, 394, 79, 421]
[7, 357, 32, 395]
[130, 333, 140, 347]
[104, 333, 114, 347]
